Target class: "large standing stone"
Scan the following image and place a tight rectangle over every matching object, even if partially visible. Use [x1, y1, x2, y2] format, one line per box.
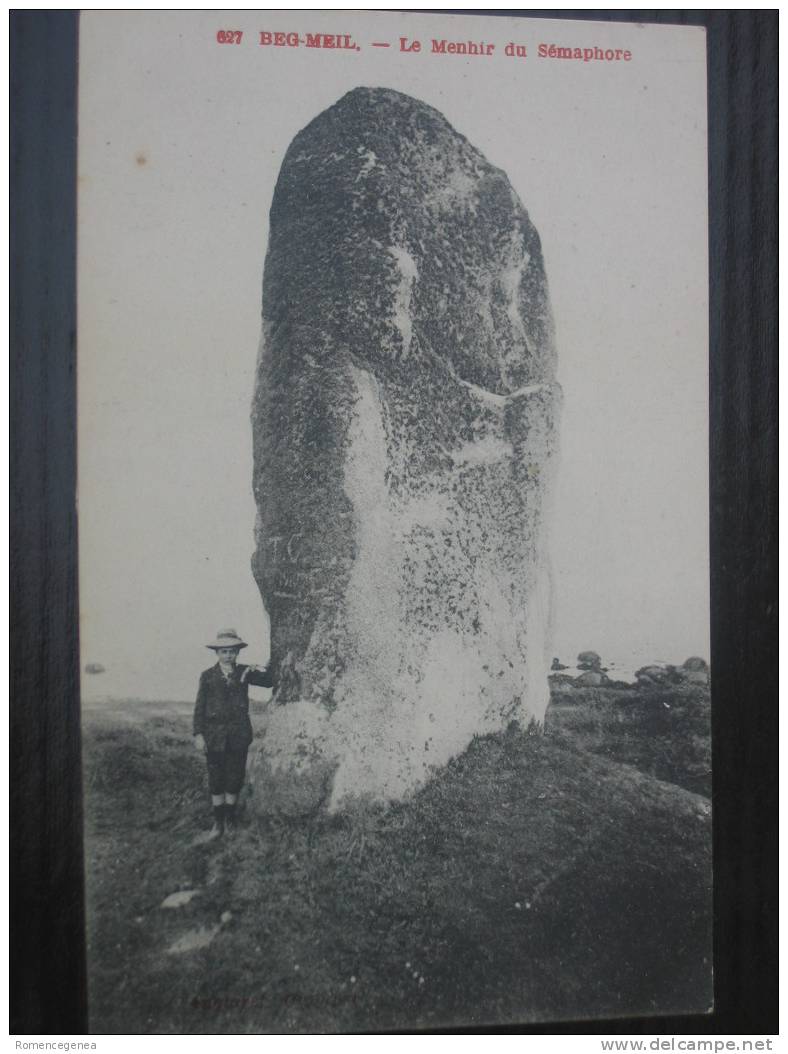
[250, 87, 561, 811]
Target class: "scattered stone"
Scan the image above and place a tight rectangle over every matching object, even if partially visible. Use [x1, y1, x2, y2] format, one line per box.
[220, 911, 232, 924]
[635, 664, 676, 686]
[683, 656, 709, 672]
[160, 890, 200, 909]
[575, 670, 607, 688]
[548, 672, 577, 687]
[166, 925, 219, 955]
[680, 657, 710, 685]
[192, 827, 224, 848]
[251, 86, 561, 811]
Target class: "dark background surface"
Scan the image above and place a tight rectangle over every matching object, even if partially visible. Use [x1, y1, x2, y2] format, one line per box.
[10, 9, 778, 1035]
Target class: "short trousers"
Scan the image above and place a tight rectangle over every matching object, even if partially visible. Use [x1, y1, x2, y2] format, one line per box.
[205, 747, 249, 795]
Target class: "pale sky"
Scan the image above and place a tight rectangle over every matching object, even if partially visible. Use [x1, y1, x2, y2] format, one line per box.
[78, 11, 709, 700]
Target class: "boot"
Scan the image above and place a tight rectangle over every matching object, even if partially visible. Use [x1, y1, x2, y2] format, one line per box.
[224, 802, 237, 835]
[207, 804, 224, 840]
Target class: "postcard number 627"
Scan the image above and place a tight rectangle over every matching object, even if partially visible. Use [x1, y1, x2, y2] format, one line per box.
[216, 30, 243, 44]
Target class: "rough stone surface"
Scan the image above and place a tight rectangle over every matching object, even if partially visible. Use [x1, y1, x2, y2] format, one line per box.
[251, 87, 561, 810]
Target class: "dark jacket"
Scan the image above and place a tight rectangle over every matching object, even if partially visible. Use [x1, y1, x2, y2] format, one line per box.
[193, 662, 274, 752]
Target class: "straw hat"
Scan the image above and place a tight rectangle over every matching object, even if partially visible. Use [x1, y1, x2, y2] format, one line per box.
[206, 628, 248, 651]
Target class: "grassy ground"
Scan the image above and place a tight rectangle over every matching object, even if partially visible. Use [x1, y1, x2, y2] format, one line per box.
[82, 690, 712, 1033]
[545, 682, 711, 797]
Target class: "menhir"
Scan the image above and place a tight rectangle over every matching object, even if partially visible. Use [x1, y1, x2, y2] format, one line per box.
[250, 87, 561, 812]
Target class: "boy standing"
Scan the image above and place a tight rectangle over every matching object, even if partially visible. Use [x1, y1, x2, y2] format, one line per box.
[193, 628, 274, 838]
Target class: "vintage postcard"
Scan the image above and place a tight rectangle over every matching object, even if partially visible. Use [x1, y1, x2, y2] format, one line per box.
[77, 10, 711, 1032]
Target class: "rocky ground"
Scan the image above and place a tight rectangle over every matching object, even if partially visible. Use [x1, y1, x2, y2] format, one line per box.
[82, 687, 712, 1033]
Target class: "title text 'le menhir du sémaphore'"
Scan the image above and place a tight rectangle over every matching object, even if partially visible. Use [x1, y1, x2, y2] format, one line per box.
[250, 31, 634, 62]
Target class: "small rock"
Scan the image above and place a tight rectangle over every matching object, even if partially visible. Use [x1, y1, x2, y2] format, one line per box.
[161, 890, 200, 909]
[350, 976, 356, 984]
[577, 651, 602, 671]
[680, 657, 710, 684]
[683, 656, 709, 672]
[575, 670, 607, 687]
[515, 902, 522, 909]
[166, 925, 219, 955]
[635, 663, 677, 686]
[220, 911, 232, 924]
[682, 668, 710, 685]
